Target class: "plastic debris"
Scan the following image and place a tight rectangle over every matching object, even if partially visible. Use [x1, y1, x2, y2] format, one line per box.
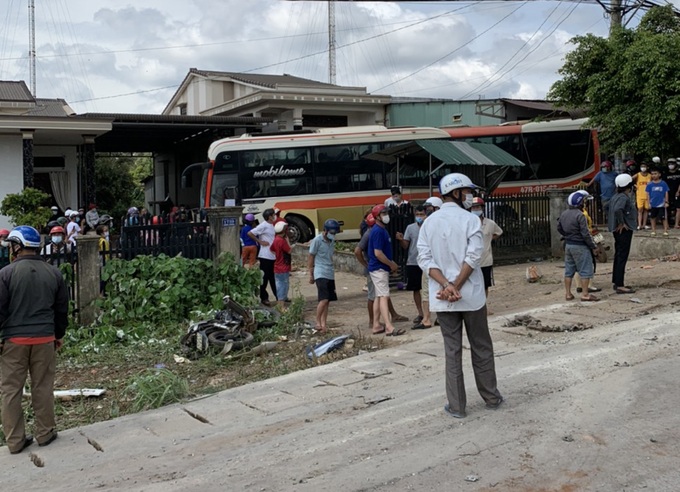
[306, 335, 350, 359]
[630, 298, 643, 304]
[465, 475, 480, 482]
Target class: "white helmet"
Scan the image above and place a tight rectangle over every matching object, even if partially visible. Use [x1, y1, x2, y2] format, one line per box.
[615, 173, 633, 188]
[438, 173, 478, 196]
[652, 156, 661, 164]
[274, 221, 287, 233]
[424, 196, 443, 209]
[576, 189, 593, 200]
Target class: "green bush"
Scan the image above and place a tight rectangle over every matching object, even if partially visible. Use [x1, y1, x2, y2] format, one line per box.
[125, 368, 189, 412]
[0, 187, 53, 229]
[97, 252, 261, 327]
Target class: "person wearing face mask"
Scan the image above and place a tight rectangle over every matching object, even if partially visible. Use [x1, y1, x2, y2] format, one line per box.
[85, 204, 99, 233]
[41, 226, 70, 266]
[367, 205, 404, 336]
[664, 158, 680, 228]
[417, 173, 503, 419]
[633, 162, 652, 230]
[384, 185, 409, 208]
[248, 208, 278, 306]
[585, 160, 618, 219]
[308, 219, 340, 333]
[66, 210, 81, 248]
[396, 205, 427, 329]
[0, 229, 10, 267]
[470, 197, 503, 301]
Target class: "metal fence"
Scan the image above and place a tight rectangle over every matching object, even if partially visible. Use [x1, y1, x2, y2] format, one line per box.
[483, 193, 551, 248]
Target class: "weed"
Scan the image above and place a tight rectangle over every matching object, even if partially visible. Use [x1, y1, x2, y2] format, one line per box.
[125, 368, 189, 412]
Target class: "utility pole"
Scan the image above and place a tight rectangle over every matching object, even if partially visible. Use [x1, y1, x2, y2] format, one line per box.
[609, 0, 623, 32]
[328, 0, 337, 85]
[28, 0, 36, 96]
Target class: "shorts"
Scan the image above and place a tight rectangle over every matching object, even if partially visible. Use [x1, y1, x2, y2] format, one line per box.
[275, 272, 290, 301]
[366, 272, 376, 301]
[636, 195, 650, 210]
[481, 266, 494, 290]
[405, 265, 423, 291]
[369, 269, 390, 298]
[564, 243, 594, 279]
[649, 207, 666, 220]
[315, 278, 337, 302]
[421, 270, 430, 302]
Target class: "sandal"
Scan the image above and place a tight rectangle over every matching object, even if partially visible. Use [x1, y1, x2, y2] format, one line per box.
[411, 323, 432, 330]
[580, 295, 599, 302]
[615, 287, 636, 294]
[392, 315, 409, 322]
[412, 315, 423, 324]
[385, 328, 406, 336]
[566, 294, 575, 301]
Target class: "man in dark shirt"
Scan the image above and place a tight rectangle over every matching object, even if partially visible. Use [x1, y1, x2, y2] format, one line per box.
[664, 158, 680, 228]
[0, 226, 69, 454]
[608, 174, 638, 294]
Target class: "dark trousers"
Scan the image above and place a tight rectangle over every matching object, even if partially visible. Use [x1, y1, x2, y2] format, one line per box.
[259, 258, 277, 302]
[612, 229, 633, 288]
[438, 306, 502, 415]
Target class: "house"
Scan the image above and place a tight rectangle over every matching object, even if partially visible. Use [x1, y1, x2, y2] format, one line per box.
[0, 81, 111, 229]
[163, 68, 390, 130]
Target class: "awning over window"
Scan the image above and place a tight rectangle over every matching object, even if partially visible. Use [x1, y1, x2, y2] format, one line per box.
[414, 139, 524, 167]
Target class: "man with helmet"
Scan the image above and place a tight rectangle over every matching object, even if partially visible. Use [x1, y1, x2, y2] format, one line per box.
[558, 192, 599, 302]
[663, 158, 680, 228]
[308, 218, 340, 332]
[240, 213, 258, 269]
[270, 221, 292, 306]
[42, 226, 70, 266]
[248, 208, 278, 306]
[0, 226, 69, 454]
[423, 196, 443, 216]
[417, 173, 503, 419]
[608, 173, 637, 294]
[66, 210, 81, 247]
[470, 197, 503, 300]
[585, 160, 618, 218]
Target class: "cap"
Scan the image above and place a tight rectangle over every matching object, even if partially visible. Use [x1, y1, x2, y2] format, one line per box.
[244, 213, 255, 222]
[50, 206, 59, 211]
[390, 185, 401, 195]
[471, 197, 484, 206]
[89, 203, 97, 210]
[68, 210, 79, 217]
[274, 221, 287, 233]
[602, 161, 613, 168]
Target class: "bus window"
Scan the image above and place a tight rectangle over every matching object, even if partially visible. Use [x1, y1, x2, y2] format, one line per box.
[214, 151, 239, 172]
[314, 158, 383, 193]
[245, 177, 313, 198]
[242, 148, 310, 168]
[210, 173, 239, 207]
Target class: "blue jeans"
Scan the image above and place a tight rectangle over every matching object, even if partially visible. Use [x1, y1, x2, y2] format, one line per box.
[564, 243, 594, 279]
[275, 273, 290, 301]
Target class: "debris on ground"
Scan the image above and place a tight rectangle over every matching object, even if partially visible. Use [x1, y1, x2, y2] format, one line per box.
[306, 335, 350, 359]
[503, 314, 592, 332]
[465, 475, 480, 482]
[526, 265, 542, 283]
[630, 298, 643, 304]
[660, 254, 680, 262]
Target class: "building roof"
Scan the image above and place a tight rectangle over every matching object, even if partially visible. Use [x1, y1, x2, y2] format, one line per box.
[189, 68, 340, 89]
[25, 98, 75, 117]
[0, 81, 34, 102]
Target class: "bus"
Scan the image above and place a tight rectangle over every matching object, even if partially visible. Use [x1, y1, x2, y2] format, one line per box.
[442, 118, 601, 195]
[200, 125, 450, 242]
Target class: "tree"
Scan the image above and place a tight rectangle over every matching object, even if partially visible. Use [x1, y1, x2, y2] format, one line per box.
[95, 154, 152, 226]
[548, 6, 680, 157]
[0, 187, 53, 229]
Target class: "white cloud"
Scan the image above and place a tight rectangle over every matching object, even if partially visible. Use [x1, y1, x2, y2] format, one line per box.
[0, 0, 611, 114]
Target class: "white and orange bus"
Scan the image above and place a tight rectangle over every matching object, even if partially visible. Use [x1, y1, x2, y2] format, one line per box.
[442, 118, 601, 195]
[201, 125, 450, 242]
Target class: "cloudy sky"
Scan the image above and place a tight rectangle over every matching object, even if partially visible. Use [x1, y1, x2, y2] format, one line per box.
[0, 0, 626, 114]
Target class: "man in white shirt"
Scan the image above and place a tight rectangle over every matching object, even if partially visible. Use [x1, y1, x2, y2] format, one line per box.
[384, 185, 409, 208]
[65, 210, 81, 248]
[417, 173, 503, 419]
[248, 208, 277, 306]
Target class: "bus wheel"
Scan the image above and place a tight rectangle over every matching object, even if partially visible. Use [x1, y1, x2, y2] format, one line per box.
[286, 216, 312, 244]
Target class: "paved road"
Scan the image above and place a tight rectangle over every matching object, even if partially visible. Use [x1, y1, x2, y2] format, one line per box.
[2, 306, 679, 491]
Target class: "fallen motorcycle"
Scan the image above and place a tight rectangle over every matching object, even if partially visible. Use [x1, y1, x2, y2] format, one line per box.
[180, 295, 264, 358]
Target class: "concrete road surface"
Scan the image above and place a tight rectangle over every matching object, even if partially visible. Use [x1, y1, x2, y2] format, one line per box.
[2, 306, 679, 491]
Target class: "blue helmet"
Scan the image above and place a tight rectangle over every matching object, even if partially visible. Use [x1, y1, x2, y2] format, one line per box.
[7, 225, 42, 249]
[567, 192, 585, 208]
[324, 219, 340, 233]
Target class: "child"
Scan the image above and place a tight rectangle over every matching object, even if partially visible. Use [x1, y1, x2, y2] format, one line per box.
[633, 163, 652, 229]
[240, 213, 258, 269]
[645, 168, 670, 236]
[270, 220, 292, 307]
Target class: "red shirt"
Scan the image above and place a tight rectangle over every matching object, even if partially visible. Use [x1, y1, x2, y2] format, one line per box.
[270, 235, 292, 274]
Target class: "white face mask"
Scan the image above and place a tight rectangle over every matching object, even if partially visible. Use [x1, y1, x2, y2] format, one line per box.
[381, 215, 390, 225]
[1, 240, 8, 248]
[52, 236, 63, 244]
[669, 165, 676, 170]
[640, 167, 648, 173]
[463, 193, 474, 209]
[326, 233, 335, 241]
[472, 210, 483, 217]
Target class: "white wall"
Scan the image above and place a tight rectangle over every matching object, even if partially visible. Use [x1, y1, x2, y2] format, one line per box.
[0, 135, 25, 229]
[33, 145, 79, 209]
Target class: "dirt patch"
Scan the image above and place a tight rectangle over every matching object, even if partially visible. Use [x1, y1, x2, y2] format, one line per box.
[503, 314, 592, 332]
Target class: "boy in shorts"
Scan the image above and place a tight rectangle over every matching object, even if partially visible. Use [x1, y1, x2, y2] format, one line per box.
[396, 205, 427, 328]
[633, 163, 652, 229]
[308, 219, 340, 332]
[645, 168, 670, 236]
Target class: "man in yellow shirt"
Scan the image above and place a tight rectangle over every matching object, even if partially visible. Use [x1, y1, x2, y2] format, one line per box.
[632, 162, 652, 230]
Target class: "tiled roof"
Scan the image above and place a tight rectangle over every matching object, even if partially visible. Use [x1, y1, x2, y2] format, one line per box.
[0, 81, 34, 102]
[190, 69, 338, 89]
[25, 99, 73, 117]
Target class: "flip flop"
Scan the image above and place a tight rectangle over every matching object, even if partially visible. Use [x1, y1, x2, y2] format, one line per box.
[588, 287, 602, 293]
[616, 288, 636, 294]
[412, 323, 433, 330]
[372, 326, 386, 335]
[566, 294, 575, 301]
[580, 295, 599, 302]
[412, 315, 423, 324]
[392, 315, 409, 322]
[385, 328, 406, 336]
[313, 326, 328, 334]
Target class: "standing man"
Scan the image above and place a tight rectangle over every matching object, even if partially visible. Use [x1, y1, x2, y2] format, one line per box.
[0, 226, 69, 454]
[384, 185, 409, 208]
[368, 205, 405, 337]
[248, 208, 277, 306]
[0, 229, 10, 268]
[66, 210, 81, 248]
[417, 173, 503, 419]
[308, 219, 340, 333]
[608, 174, 637, 294]
[470, 197, 503, 299]
[585, 160, 617, 218]
[396, 205, 426, 328]
[663, 158, 680, 229]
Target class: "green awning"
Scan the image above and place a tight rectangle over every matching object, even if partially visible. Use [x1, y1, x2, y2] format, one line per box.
[415, 139, 525, 167]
